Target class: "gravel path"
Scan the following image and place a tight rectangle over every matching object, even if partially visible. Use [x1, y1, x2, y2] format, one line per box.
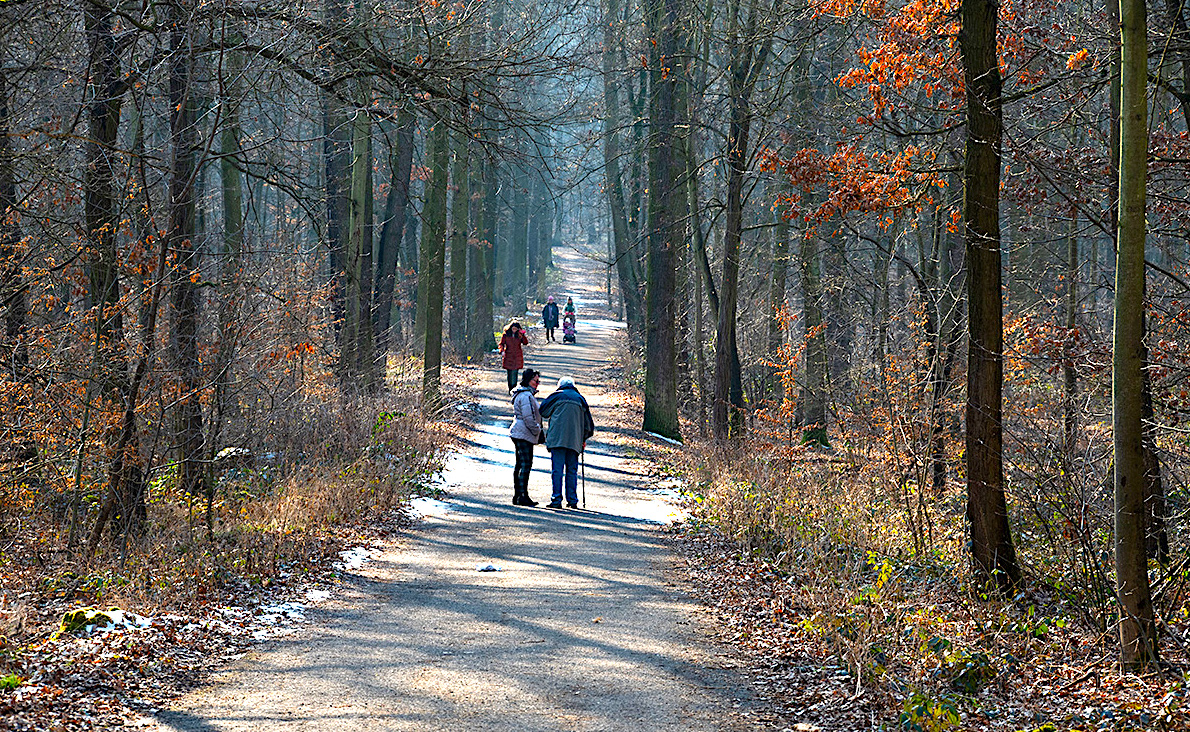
[146, 249, 758, 731]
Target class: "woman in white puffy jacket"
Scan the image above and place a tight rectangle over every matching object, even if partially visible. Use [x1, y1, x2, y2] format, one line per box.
[508, 368, 542, 506]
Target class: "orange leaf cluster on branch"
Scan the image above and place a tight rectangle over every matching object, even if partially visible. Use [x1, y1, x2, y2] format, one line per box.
[762, 144, 942, 226]
[818, 0, 962, 119]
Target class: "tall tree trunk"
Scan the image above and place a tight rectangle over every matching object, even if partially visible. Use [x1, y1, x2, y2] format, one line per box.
[0, 67, 27, 373]
[642, 0, 682, 440]
[448, 125, 470, 356]
[83, 0, 148, 548]
[374, 107, 415, 373]
[419, 113, 449, 412]
[465, 16, 494, 362]
[490, 191, 505, 308]
[527, 171, 543, 302]
[322, 0, 351, 346]
[210, 34, 244, 501]
[345, 100, 375, 388]
[1063, 210, 1078, 454]
[766, 181, 790, 400]
[168, 0, 206, 528]
[468, 150, 497, 360]
[930, 206, 962, 494]
[508, 157, 529, 311]
[685, 0, 718, 330]
[960, 0, 1021, 593]
[1115, 0, 1160, 669]
[800, 232, 828, 446]
[712, 0, 778, 440]
[602, 0, 644, 334]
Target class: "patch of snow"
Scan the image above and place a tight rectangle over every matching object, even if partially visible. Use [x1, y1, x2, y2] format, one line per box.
[408, 496, 454, 519]
[305, 589, 331, 603]
[89, 609, 153, 635]
[259, 601, 307, 623]
[581, 318, 627, 330]
[644, 431, 684, 446]
[251, 626, 299, 641]
[645, 487, 684, 501]
[336, 545, 379, 570]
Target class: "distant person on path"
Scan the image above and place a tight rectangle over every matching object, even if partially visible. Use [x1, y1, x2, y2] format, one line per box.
[562, 312, 576, 344]
[541, 296, 560, 342]
[564, 296, 575, 318]
[498, 321, 528, 393]
[539, 376, 595, 509]
[508, 369, 543, 507]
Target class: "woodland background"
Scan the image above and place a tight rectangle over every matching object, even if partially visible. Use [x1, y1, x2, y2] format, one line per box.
[0, 0, 1188, 728]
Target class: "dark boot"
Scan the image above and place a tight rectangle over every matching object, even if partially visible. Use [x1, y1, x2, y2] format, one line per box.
[513, 486, 538, 507]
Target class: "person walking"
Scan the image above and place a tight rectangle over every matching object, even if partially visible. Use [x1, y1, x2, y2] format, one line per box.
[498, 321, 529, 393]
[539, 376, 595, 509]
[564, 296, 575, 319]
[508, 369, 543, 507]
[541, 296, 560, 342]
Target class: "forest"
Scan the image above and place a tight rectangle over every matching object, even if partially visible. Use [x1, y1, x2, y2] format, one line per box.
[0, 0, 1188, 728]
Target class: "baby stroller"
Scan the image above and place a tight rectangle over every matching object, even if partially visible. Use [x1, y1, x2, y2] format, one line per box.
[562, 313, 576, 343]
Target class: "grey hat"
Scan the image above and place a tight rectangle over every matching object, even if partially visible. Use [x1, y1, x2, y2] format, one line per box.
[558, 376, 575, 388]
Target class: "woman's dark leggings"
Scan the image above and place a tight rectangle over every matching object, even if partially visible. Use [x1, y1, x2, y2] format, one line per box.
[506, 369, 518, 392]
[512, 438, 534, 496]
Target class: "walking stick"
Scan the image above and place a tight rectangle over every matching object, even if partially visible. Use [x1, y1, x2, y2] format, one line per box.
[581, 451, 586, 508]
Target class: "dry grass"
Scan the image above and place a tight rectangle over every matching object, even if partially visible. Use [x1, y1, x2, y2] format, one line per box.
[0, 370, 448, 649]
[669, 437, 1190, 730]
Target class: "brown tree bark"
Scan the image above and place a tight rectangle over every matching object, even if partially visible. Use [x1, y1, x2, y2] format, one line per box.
[642, 0, 682, 440]
[448, 124, 470, 357]
[420, 112, 449, 412]
[711, 0, 779, 440]
[800, 232, 828, 446]
[344, 100, 376, 388]
[83, 0, 147, 548]
[373, 108, 415, 367]
[322, 0, 351, 347]
[602, 0, 644, 334]
[467, 149, 497, 360]
[1115, 0, 1160, 669]
[167, 0, 206, 525]
[960, 0, 1021, 593]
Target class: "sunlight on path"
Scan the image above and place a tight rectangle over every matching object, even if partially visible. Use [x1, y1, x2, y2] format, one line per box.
[145, 244, 752, 732]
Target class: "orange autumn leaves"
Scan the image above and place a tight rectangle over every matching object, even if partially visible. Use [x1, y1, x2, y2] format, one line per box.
[816, 0, 961, 118]
[762, 0, 962, 229]
[762, 145, 943, 227]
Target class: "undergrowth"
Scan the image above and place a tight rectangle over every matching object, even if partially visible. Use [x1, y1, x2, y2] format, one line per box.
[676, 443, 1190, 730]
[0, 369, 448, 660]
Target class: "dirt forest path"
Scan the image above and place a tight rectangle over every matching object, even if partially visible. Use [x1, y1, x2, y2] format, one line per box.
[145, 246, 764, 731]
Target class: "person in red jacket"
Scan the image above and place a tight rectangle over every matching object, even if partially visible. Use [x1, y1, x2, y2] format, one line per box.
[498, 321, 529, 393]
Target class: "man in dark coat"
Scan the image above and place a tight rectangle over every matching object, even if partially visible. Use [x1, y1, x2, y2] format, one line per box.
[541, 296, 560, 342]
[539, 376, 595, 508]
